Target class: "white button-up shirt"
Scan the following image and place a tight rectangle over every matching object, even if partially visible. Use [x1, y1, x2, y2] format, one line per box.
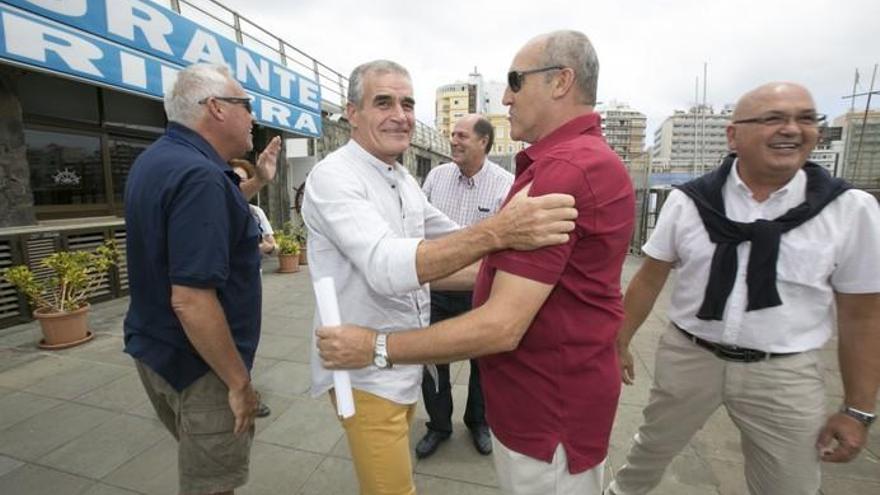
[422, 159, 514, 227]
[644, 162, 880, 352]
[302, 140, 459, 404]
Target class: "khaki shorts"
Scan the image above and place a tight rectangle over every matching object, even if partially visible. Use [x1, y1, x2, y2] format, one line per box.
[135, 360, 253, 494]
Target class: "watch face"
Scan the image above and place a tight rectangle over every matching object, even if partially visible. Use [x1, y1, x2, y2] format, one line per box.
[374, 355, 388, 368]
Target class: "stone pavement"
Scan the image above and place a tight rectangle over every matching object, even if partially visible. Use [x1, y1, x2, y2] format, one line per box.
[0, 255, 877, 494]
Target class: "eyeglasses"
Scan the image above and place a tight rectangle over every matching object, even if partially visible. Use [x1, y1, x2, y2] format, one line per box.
[507, 66, 565, 93]
[198, 96, 253, 114]
[732, 113, 826, 127]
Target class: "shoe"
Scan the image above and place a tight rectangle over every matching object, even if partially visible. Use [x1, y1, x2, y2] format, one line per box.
[256, 402, 271, 418]
[415, 430, 450, 459]
[469, 425, 492, 455]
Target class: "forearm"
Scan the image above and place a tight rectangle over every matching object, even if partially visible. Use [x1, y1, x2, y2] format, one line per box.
[388, 305, 516, 364]
[836, 293, 880, 412]
[415, 221, 501, 284]
[430, 261, 481, 291]
[618, 258, 672, 347]
[240, 177, 266, 200]
[171, 287, 251, 391]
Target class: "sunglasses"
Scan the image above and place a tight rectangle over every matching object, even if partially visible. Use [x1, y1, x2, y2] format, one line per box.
[199, 96, 253, 113]
[507, 66, 565, 93]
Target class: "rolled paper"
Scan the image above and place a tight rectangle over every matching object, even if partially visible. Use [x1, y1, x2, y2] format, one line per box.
[313, 277, 355, 418]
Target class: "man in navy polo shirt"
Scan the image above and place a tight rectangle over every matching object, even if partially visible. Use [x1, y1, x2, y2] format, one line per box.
[124, 63, 280, 495]
[316, 30, 634, 495]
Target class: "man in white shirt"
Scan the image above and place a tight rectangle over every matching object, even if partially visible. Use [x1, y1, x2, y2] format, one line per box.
[608, 82, 880, 495]
[302, 60, 577, 495]
[415, 114, 514, 459]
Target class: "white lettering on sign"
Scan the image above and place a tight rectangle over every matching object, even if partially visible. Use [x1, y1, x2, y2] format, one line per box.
[106, 0, 173, 55]
[236, 48, 270, 92]
[299, 79, 320, 110]
[272, 65, 297, 100]
[182, 28, 227, 65]
[120, 50, 147, 88]
[294, 113, 319, 134]
[3, 11, 102, 76]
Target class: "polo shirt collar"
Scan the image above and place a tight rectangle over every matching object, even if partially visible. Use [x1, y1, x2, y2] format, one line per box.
[166, 122, 229, 169]
[514, 113, 602, 176]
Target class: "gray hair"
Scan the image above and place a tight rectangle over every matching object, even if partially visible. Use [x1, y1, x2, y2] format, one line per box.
[347, 60, 410, 107]
[164, 63, 233, 127]
[536, 30, 599, 105]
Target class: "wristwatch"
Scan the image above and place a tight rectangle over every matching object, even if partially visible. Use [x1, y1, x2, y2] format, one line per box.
[373, 333, 392, 369]
[841, 406, 876, 427]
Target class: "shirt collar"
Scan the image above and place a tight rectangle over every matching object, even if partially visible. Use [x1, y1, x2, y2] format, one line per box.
[514, 113, 602, 176]
[729, 158, 806, 200]
[457, 158, 489, 188]
[346, 139, 405, 187]
[166, 122, 228, 171]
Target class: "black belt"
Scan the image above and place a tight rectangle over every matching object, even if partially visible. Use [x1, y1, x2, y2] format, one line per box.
[674, 324, 800, 363]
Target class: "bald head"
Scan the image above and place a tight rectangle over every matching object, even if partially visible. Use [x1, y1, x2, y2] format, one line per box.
[732, 82, 815, 121]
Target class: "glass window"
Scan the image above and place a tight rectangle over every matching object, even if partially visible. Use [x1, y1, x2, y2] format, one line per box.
[102, 90, 166, 133]
[109, 137, 151, 203]
[18, 72, 99, 124]
[25, 129, 104, 206]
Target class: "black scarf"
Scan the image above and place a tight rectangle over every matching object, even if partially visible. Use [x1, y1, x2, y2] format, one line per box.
[676, 153, 850, 321]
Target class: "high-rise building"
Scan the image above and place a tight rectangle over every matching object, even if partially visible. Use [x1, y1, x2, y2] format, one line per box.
[652, 104, 733, 175]
[835, 110, 880, 191]
[435, 82, 474, 138]
[598, 101, 648, 176]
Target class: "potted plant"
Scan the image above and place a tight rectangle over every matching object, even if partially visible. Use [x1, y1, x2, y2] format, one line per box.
[2, 241, 119, 350]
[291, 220, 308, 265]
[275, 232, 301, 273]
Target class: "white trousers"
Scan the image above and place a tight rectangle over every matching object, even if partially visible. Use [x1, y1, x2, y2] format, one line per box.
[608, 324, 826, 495]
[492, 435, 605, 495]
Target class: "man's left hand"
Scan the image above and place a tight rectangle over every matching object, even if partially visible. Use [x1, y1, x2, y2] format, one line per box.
[817, 412, 868, 463]
[255, 136, 282, 183]
[316, 324, 376, 369]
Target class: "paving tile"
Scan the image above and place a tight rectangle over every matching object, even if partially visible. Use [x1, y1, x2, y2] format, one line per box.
[255, 334, 312, 362]
[239, 441, 323, 495]
[38, 413, 166, 479]
[252, 361, 311, 398]
[822, 476, 880, 495]
[822, 448, 880, 482]
[0, 327, 40, 348]
[257, 395, 344, 454]
[59, 334, 134, 368]
[0, 390, 63, 430]
[81, 482, 141, 495]
[24, 359, 132, 401]
[415, 473, 500, 495]
[412, 423, 498, 486]
[297, 456, 358, 495]
[0, 353, 82, 390]
[72, 373, 150, 413]
[704, 458, 748, 495]
[0, 401, 116, 461]
[0, 464, 93, 494]
[101, 437, 178, 495]
[0, 454, 23, 478]
[252, 392, 295, 436]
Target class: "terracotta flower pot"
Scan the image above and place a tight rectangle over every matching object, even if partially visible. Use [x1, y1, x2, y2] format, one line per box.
[33, 304, 94, 350]
[277, 253, 300, 273]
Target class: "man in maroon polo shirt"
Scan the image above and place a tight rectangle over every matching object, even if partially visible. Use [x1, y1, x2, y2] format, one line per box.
[315, 30, 634, 495]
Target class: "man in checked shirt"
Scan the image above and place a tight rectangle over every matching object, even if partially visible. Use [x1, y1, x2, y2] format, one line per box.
[415, 114, 514, 459]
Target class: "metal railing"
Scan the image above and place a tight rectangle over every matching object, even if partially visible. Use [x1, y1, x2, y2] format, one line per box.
[167, 0, 449, 155]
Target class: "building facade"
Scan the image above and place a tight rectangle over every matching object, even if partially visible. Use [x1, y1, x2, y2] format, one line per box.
[652, 104, 732, 175]
[835, 110, 880, 192]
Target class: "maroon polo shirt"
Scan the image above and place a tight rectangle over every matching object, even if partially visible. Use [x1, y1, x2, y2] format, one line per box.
[473, 113, 634, 473]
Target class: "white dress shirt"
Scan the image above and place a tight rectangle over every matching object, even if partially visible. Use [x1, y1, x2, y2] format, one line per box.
[302, 140, 459, 404]
[644, 162, 880, 352]
[422, 159, 514, 227]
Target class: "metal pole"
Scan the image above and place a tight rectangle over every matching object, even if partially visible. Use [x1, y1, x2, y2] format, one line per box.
[702, 62, 708, 174]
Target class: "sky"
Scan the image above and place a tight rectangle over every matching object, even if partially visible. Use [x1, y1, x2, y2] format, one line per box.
[209, 0, 878, 143]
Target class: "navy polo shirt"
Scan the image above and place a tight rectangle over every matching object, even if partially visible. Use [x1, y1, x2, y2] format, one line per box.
[123, 122, 262, 391]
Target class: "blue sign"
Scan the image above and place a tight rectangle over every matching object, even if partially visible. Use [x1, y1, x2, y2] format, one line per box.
[0, 0, 322, 137]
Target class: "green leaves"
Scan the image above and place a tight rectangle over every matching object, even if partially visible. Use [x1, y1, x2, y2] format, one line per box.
[1, 240, 119, 313]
